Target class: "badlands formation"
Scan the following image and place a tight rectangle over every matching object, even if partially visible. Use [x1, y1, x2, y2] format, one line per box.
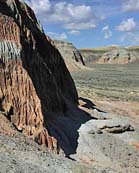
[80, 46, 139, 64]
[54, 40, 85, 70]
[0, 1, 139, 173]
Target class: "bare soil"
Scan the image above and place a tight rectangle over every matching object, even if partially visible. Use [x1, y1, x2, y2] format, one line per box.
[71, 63, 139, 118]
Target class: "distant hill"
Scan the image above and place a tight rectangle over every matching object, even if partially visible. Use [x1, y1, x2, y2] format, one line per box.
[54, 40, 86, 70]
[80, 46, 139, 64]
[80, 46, 119, 64]
[127, 46, 139, 52]
[98, 48, 139, 64]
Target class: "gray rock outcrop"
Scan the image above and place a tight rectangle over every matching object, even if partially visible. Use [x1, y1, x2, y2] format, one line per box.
[54, 40, 85, 70]
[98, 48, 139, 64]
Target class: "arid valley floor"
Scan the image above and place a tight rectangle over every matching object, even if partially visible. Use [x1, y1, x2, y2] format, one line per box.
[72, 62, 139, 119]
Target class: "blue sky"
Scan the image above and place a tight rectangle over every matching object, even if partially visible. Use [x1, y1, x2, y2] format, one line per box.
[25, 0, 139, 48]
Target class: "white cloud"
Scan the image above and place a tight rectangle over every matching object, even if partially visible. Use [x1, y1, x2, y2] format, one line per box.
[102, 25, 112, 39]
[65, 22, 96, 30]
[25, 0, 97, 30]
[120, 32, 139, 44]
[47, 32, 67, 40]
[116, 18, 136, 32]
[26, 0, 51, 13]
[68, 30, 80, 35]
[122, 0, 139, 12]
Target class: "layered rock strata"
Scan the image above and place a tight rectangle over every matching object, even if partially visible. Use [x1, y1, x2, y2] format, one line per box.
[98, 48, 139, 64]
[54, 40, 85, 70]
[0, 0, 78, 153]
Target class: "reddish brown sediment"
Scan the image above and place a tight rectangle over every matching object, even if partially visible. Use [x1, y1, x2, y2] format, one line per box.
[0, 0, 78, 153]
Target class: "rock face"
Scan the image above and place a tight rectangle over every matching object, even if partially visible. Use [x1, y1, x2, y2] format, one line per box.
[0, 0, 78, 152]
[79, 46, 118, 64]
[54, 40, 85, 70]
[98, 48, 139, 64]
[80, 49, 102, 64]
[76, 113, 139, 173]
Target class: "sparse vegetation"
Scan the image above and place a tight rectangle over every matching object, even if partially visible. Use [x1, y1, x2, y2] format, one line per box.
[71, 63, 139, 102]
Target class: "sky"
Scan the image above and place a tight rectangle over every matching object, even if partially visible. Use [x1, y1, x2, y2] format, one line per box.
[25, 0, 139, 48]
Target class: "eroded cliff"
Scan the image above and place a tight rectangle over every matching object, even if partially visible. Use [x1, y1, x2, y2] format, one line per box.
[98, 48, 139, 64]
[0, 0, 78, 153]
[54, 40, 85, 70]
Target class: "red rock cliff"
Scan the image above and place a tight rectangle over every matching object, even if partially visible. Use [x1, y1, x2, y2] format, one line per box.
[0, 0, 78, 153]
